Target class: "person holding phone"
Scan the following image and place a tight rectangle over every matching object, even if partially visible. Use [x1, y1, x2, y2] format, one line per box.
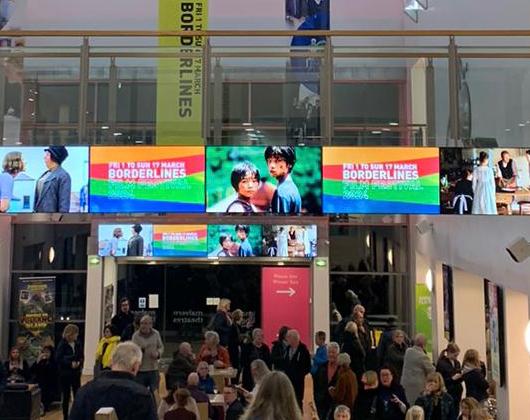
[375, 366, 408, 420]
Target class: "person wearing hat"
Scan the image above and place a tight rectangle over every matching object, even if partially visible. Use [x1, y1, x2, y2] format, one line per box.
[34, 145, 71, 213]
[127, 224, 144, 257]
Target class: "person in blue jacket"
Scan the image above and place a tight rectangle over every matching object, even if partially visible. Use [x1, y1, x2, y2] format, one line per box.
[311, 330, 328, 375]
[34, 145, 71, 213]
[264, 146, 302, 214]
[235, 224, 254, 257]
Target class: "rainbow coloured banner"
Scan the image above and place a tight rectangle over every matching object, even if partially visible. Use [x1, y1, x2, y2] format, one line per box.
[89, 146, 205, 213]
[152, 225, 207, 257]
[323, 147, 440, 214]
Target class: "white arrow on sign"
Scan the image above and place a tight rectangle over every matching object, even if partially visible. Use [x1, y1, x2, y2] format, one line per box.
[276, 287, 296, 297]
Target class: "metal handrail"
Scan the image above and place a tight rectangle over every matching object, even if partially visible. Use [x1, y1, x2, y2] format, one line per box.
[1, 29, 530, 37]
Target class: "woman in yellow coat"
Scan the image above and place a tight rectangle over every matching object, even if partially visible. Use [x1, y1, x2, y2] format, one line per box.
[95, 324, 121, 374]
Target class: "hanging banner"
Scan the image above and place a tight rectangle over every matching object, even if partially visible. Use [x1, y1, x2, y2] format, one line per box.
[18, 276, 56, 347]
[157, 0, 209, 144]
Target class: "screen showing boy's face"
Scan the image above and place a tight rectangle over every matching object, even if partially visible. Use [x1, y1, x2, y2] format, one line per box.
[236, 229, 247, 241]
[238, 175, 259, 199]
[267, 156, 290, 178]
[221, 237, 232, 250]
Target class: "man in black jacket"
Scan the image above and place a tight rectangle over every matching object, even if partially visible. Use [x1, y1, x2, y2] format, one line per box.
[224, 385, 244, 420]
[165, 342, 196, 391]
[111, 297, 135, 337]
[69, 342, 157, 420]
[284, 329, 311, 406]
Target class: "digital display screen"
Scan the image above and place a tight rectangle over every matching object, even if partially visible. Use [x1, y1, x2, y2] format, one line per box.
[323, 147, 440, 214]
[89, 146, 205, 213]
[0, 146, 89, 213]
[206, 146, 322, 214]
[262, 225, 317, 257]
[98, 223, 154, 257]
[152, 224, 207, 257]
[207, 224, 263, 257]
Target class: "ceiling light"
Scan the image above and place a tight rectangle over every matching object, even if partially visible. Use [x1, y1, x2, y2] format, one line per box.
[425, 269, 434, 292]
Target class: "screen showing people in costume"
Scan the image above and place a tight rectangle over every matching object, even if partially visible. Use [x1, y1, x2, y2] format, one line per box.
[206, 146, 322, 214]
[262, 225, 317, 257]
[0, 146, 89, 213]
[440, 148, 530, 215]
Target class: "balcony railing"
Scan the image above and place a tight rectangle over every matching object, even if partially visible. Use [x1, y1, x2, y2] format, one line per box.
[0, 29, 529, 147]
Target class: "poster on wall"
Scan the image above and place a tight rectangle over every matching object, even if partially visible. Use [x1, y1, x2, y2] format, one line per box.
[152, 224, 208, 257]
[207, 224, 263, 257]
[440, 148, 530, 215]
[206, 146, 322, 214]
[0, 146, 89, 213]
[89, 146, 205, 213]
[98, 223, 154, 257]
[18, 276, 56, 352]
[323, 147, 440, 214]
[415, 283, 433, 356]
[442, 264, 455, 342]
[262, 225, 317, 257]
[484, 279, 505, 386]
[261, 266, 311, 346]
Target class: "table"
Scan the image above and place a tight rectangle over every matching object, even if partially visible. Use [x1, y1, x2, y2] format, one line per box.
[0, 384, 41, 420]
[208, 393, 225, 407]
[209, 367, 237, 392]
[496, 189, 530, 215]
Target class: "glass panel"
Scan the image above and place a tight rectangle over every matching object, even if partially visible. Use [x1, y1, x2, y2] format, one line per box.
[329, 225, 408, 274]
[12, 224, 91, 270]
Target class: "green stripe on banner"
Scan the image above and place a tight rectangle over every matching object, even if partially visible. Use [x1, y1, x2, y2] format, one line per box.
[157, 0, 208, 144]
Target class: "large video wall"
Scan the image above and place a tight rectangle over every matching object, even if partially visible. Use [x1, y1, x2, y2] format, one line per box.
[1, 145, 529, 216]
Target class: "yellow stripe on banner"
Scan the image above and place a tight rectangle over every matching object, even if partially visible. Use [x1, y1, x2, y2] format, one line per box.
[157, 0, 208, 145]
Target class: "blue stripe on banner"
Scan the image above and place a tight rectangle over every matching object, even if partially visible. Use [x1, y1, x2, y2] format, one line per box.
[89, 196, 205, 213]
[152, 249, 207, 257]
[323, 195, 440, 214]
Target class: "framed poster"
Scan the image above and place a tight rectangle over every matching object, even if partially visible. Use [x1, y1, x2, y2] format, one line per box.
[484, 279, 506, 386]
[442, 264, 455, 342]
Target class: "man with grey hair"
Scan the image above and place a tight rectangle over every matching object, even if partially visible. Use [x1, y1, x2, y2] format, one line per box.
[187, 372, 213, 418]
[313, 341, 341, 419]
[132, 315, 164, 393]
[69, 342, 157, 420]
[400, 333, 435, 405]
[284, 329, 311, 406]
[241, 327, 272, 390]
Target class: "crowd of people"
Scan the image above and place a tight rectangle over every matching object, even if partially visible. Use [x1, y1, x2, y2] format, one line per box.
[0, 298, 496, 420]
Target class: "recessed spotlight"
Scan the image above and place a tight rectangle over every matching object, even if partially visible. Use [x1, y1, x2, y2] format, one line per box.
[389, 122, 399, 126]
[242, 122, 252, 126]
[371, 130, 382, 134]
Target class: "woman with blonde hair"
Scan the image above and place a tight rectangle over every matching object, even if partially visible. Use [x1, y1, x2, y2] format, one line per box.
[0, 151, 24, 212]
[415, 372, 457, 420]
[56, 324, 84, 420]
[458, 397, 479, 420]
[470, 408, 493, 420]
[462, 350, 489, 403]
[240, 371, 302, 420]
[209, 298, 232, 347]
[342, 321, 365, 378]
[405, 405, 425, 420]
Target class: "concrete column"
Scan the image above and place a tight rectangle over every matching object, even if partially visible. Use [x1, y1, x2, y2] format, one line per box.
[312, 258, 330, 348]
[0, 216, 12, 356]
[83, 255, 104, 375]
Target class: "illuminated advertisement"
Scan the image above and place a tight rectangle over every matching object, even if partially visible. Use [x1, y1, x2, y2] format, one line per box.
[207, 224, 263, 257]
[323, 147, 440, 214]
[98, 223, 154, 257]
[89, 146, 205, 213]
[262, 225, 317, 257]
[0, 146, 89, 213]
[206, 146, 322, 214]
[152, 224, 207, 257]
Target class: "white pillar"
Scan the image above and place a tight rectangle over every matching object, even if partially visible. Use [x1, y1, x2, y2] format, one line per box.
[312, 258, 330, 349]
[83, 255, 104, 375]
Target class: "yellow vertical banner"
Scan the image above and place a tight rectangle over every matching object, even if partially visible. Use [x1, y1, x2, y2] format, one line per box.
[157, 0, 208, 144]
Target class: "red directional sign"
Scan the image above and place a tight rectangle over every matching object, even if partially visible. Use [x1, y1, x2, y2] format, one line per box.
[261, 267, 311, 347]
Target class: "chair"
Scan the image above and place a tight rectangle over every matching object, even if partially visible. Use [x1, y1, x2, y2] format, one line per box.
[518, 200, 530, 215]
[197, 402, 209, 420]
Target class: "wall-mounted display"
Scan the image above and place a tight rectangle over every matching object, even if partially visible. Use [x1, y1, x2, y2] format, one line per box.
[152, 224, 207, 257]
[98, 223, 154, 257]
[207, 224, 263, 257]
[262, 225, 317, 257]
[89, 146, 205, 213]
[323, 147, 440, 214]
[0, 146, 89, 213]
[440, 148, 530, 215]
[206, 146, 322, 214]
